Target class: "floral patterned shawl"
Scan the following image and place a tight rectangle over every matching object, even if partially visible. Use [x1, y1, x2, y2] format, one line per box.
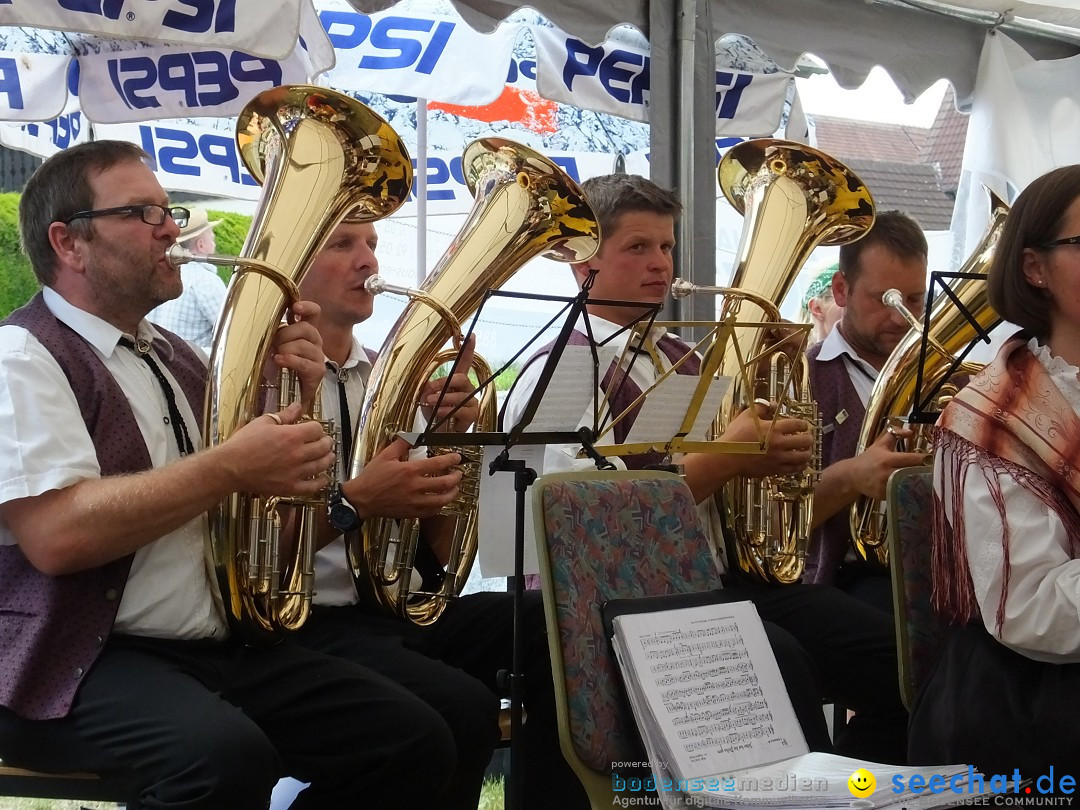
[933, 335, 1080, 628]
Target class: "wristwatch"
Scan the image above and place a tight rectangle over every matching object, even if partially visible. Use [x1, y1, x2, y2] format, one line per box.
[328, 485, 361, 532]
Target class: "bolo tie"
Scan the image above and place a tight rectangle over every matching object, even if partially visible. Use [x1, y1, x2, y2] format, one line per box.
[120, 337, 194, 456]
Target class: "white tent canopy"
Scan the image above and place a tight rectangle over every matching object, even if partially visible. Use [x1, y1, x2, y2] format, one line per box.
[344, 0, 1080, 326]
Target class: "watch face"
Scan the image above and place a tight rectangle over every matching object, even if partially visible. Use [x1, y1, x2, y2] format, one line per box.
[329, 498, 359, 532]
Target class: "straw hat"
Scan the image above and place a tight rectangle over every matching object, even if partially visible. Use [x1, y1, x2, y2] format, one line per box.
[180, 207, 222, 241]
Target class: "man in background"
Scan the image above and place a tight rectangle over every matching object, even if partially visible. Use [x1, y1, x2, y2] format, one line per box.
[804, 210, 930, 612]
[801, 263, 843, 345]
[148, 207, 227, 351]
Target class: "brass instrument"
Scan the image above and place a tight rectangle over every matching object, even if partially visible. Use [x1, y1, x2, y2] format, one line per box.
[692, 138, 875, 585]
[850, 194, 1009, 566]
[350, 138, 600, 625]
[171, 85, 411, 641]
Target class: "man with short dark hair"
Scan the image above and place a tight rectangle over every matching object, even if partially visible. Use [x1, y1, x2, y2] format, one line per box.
[504, 173, 909, 765]
[804, 210, 930, 609]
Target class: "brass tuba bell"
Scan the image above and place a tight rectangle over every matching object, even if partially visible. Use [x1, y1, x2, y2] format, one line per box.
[171, 85, 412, 642]
[850, 192, 1009, 567]
[350, 138, 600, 625]
[684, 139, 874, 585]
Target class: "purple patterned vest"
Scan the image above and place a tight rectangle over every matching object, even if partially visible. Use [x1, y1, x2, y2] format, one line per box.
[803, 341, 866, 585]
[0, 293, 205, 719]
[507, 329, 701, 470]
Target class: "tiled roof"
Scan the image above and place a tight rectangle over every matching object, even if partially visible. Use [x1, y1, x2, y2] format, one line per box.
[920, 85, 969, 193]
[847, 158, 956, 231]
[810, 116, 927, 164]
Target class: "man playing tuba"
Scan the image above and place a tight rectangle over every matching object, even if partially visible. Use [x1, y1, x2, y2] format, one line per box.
[503, 173, 909, 764]
[288, 211, 586, 810]
[803, 211, 930, 610]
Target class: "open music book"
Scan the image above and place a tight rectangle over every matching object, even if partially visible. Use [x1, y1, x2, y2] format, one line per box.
[610, 600, 980, 809]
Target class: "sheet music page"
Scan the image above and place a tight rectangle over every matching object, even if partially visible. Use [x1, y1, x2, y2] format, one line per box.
[613, 600, 807, 781]
[476, 444, 546, 577]
[525, 344, 618, 431]
[686, 376, 732, 441]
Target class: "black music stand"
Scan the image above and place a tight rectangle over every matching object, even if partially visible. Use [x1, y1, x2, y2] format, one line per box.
[908, 270, 996, 425]
[413, 277, 664, 810]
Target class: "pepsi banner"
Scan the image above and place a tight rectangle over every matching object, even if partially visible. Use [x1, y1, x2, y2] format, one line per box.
[532, 23, 792, 136]
[317, 0, 515, 106]
[0, 0, 327, 62]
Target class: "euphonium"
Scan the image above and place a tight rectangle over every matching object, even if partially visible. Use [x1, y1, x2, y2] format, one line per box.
[349, 138, 600, 625]
[690, 139, 875, 585]
[850, 193, 1009, 567]
[172, 85, 411, 641]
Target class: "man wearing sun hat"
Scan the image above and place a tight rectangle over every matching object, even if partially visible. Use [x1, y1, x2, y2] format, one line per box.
[147, 206, 227, 350]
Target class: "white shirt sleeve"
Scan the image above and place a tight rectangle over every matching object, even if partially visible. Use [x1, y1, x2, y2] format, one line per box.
[936, 441, 1080, 663]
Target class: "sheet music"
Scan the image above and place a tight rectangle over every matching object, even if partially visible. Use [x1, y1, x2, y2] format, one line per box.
[476, 444, 546, 577]
[613, 601, 807, 778]
[524, 344, 618, 431]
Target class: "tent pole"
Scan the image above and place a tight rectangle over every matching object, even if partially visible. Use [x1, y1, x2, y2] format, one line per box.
[416, 97, 428, 286]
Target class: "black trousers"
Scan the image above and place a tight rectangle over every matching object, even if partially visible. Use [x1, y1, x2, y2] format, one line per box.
[0, 634, 456, 809]
[718, 576, 909, 764]
[293, 590, 590, 810]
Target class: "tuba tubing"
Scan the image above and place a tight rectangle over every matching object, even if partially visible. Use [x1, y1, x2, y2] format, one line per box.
[196, 85, 412, 642]
[712, 139, 875, 586]
[347, 138, 600, 625]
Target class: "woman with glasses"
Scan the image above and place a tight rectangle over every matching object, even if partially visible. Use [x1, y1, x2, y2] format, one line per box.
[910, 165, 1080, 778]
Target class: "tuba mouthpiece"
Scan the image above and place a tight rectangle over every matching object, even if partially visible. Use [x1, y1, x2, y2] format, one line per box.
[881, 288, 904, 309]
[671, 278, 696, 299]
[166, 243, 194, 269]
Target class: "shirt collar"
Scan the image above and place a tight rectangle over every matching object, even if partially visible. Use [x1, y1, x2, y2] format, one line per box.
[326, 334, 372, 376]
[578, 313, 672, 348]
[43, 286, 174, 360]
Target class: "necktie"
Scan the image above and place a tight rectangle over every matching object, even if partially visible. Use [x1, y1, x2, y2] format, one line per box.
[120, 337, 195, 456]
[327, 362, 352, 467]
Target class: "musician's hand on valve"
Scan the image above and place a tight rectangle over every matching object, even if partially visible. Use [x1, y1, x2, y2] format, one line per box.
[722, 402, 813, 479]
[271, 300, 324, 413]
[216, 401, 335, 497]
[850, 428, 928, 500]
[421, 335, 479, 431]
[342, 436, 464, 520]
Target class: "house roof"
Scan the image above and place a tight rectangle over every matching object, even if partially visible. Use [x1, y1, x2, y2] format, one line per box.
[846, 158, 957, 231]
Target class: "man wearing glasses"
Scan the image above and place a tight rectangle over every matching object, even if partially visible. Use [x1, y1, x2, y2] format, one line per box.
[0, 141, 461, 809]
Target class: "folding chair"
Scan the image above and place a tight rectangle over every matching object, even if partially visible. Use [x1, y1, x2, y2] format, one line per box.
[886, 465, 949, 711]
[531, 469, 722, 810]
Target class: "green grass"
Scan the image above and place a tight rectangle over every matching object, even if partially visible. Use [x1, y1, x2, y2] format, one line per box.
[0, 778, 505, 809]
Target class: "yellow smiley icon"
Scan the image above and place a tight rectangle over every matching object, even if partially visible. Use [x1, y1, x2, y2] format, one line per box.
[848, 768, 877, 798]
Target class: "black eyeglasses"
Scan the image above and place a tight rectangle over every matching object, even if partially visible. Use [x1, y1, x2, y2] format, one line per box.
[63, 205, 190, 228]
[1039, 235, 1080, 249]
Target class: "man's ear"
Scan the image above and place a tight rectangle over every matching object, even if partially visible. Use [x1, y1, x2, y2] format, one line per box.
[830, 271, 849, 308]
[570, 260, 592, 288]
[47, 221, 84, 274]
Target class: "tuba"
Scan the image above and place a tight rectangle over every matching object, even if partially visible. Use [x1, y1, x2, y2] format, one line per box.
[350, 138, 600, 624]
[172, 85, 411, 642]
[680, 139, 874, 585]
[850, 193, 1009, 566]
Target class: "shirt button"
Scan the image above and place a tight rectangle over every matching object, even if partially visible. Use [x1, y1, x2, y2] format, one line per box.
[105, 588, 118, 601]
[73, 667, 84, 679]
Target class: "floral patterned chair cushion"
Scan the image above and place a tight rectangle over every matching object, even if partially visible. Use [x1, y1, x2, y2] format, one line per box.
[533, 470, 722, 774]
[886, 466, 948, 711]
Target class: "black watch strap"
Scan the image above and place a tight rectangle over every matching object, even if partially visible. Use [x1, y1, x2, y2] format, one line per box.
[328, 486, 360, 532]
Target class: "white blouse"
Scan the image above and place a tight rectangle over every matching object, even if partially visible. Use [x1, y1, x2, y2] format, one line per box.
[934, 338, 1080, 663]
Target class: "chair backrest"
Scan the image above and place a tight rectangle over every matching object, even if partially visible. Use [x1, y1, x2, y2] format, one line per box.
[532, 469, 721, 803]
[886, 465, 948, 711]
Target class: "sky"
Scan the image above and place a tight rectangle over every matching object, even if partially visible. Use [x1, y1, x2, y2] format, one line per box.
[796, 67, 952, 128]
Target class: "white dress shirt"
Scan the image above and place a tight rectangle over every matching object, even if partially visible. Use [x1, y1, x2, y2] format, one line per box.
[503, 314, 728, 572]
[934, 338, 1080, 663]
[814, 325, 879, 407]
[312, 336, 373, 606]
[0, 288, 226, 640]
